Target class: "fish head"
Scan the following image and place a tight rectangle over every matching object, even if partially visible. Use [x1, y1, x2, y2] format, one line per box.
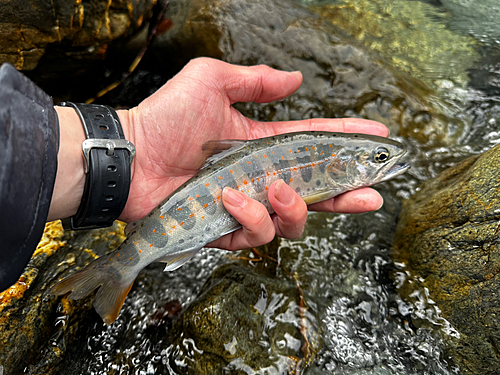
[325, 134, 410, 191]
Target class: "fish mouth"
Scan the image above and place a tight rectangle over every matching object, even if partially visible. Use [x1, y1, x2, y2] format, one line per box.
[378, 162, 411, 183]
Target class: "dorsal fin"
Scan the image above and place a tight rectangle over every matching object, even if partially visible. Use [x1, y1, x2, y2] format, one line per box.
[201, 139, 247, 168]
[124, 220, 141, 236]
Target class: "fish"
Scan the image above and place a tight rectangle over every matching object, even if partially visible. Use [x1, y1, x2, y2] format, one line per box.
[50, 131, 410, 324]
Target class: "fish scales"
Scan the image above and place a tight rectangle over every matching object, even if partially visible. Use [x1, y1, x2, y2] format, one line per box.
[51, 131, 410, 324]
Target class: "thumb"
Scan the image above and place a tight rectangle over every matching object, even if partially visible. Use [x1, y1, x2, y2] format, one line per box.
[185, 57, 303, 104]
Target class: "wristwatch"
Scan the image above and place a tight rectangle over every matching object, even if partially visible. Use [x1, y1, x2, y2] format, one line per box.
[60, 102, 136, 230]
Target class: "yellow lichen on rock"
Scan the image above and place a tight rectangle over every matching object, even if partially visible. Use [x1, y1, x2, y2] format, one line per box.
[33, 220, 66, 258]
[0, 221, 65, 309]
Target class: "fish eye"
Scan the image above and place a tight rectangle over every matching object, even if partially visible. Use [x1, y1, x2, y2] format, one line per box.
[373, 147, 390, 163]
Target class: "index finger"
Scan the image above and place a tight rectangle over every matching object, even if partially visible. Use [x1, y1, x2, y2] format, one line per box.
[244, 117, 390, 139]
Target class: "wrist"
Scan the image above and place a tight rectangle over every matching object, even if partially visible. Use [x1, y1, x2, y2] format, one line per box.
[48, 106, 86, 221]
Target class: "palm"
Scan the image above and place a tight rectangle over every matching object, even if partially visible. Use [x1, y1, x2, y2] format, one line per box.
[119, 58, 388, 223]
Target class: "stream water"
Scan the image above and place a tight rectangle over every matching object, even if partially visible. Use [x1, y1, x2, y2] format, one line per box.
[51, 0, 500, 373]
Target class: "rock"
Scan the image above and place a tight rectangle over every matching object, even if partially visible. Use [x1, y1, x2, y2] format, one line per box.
[393, 143, 500, 374]
[0, 0, 155, 71]
[165, 242, 321, 374]
[144, 0, 472, 145]
[0, 221, 126, 375]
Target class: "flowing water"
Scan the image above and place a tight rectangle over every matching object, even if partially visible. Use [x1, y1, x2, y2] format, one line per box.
[52, 0, 500, 373]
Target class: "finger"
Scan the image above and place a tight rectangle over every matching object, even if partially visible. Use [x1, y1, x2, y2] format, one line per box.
[307, 187, 383, 214]
[242, 117, 390, 139]
[189, 58, 303, 104]
[208, 187, 276, 251]
[268, 180, 308, 239]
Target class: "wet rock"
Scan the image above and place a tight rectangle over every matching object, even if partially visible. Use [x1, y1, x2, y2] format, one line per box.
[393, 143, 500, 374]
[165, 242, 321, 374]
[0, 0, 155, 71]
[145, 0, 471, 145]
[0, 221, 126, 375]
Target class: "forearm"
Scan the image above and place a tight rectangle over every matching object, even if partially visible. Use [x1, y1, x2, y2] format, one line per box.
[48, 106, 134, 222]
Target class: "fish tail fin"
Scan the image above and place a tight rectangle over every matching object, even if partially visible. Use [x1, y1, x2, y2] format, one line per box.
[51, 260, 135, 325]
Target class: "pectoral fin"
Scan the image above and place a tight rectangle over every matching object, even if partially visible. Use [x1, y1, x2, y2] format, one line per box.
[157, 246, 203, 271]
[302, 190, 337, 205]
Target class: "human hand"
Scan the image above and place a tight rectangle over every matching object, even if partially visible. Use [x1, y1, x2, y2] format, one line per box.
[116, 57, 388, 250]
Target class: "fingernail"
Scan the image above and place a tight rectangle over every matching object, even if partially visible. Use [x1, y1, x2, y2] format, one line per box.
[223, 187, 247, 207]
[274, 180, 295, 206]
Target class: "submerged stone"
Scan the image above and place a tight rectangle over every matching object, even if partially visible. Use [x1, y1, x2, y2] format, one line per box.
[165, 242, 321, 374]
[393, 143, 500, 374]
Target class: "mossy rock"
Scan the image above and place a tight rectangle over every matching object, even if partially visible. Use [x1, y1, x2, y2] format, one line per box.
[393, 143, 500, 374]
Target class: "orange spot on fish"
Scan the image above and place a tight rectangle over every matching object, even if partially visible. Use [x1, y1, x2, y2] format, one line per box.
[218, 176, 223, 179]
[293, 167, 297, 171]
[196, 194, 200, 198]
[264, 154, 267, 158]
[290, 178, 293, 182]
[205, 183, 210, 187]
[329, 144, 332, 147]
[139, 250, 142, 253]
[266, 171, 270, 176]
[160, 215, 164, 219]
[217, 195, 220, 200]
[180, 222, 185, 226]
[272, 151, 275, 154]
[177, 207, 182, 211]
[229, 170, 234, 174]
[110, 258, 113, 261]
[204, 204, 209, 208]
[122, 271, 125, 274]
[134, 242, 138, 245]
[289, 150, 292, 153]
[332, 153, 336, 157]
[306, 147, 309, 151]
[298, 150, 301, 154]
[189, 213, 195, 218]
[312, 163, 316, 167]
[244, 180, 248, 185]
[189, 197, 193, 201]
[281, 156, 285, 160]
[254, 155, 258, 158]
[251, 178, 255, 183]
[173, 226, 176, 229]
[202, 216, 205, 219]
[273, 172, 276, 175]
[234, 162, 238, 165]
[320, 151, 324, 155]
[247, 161, 251, 165]
[162, 232, 166, 236]
[265, 186, 268, 190]
[130, 257, 133, 260]
[312, 147, 315, 150]
[152, 229, 156, 233]
[103, 264, 107, 267]
[149, 244, 153, 247]
[117, 254, 120, 257]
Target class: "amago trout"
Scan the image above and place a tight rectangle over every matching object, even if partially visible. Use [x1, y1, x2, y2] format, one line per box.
[51, 131, 410, 324]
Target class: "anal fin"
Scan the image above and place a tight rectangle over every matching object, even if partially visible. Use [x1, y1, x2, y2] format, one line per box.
[157, 246, 203, 272]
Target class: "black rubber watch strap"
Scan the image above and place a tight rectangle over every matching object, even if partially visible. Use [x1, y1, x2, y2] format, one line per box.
[61, 102, 135, 230]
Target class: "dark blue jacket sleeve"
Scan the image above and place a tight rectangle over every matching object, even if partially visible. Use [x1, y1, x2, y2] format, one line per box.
[0, 63, 59, 291]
